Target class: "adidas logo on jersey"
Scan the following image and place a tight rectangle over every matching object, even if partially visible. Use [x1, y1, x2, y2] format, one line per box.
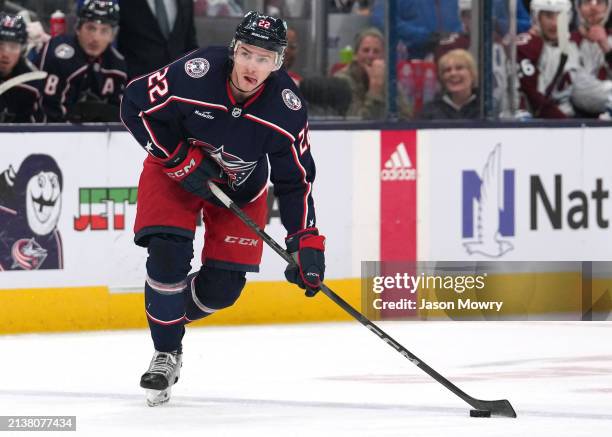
[381, 142, 416, 181]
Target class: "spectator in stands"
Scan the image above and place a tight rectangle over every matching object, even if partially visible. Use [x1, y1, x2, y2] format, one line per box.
[570, 0, 612, 117]
[334, 27, 410, 119]
[516, 0, 579, 118]
[283, 27, 301, 85]
[117, 0, 198, 79]
[0, 12, 45, 123]
[371, 0, 462, 60]
[419, 49, 479, 119]
[35, 0, 126, 122]
[435, 0, 527, 116]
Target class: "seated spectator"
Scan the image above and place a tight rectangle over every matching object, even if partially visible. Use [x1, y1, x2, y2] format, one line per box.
[299, 76, 352, 117]
[419, 49, 479, 119]
[35, 0, 126, 122]
[283, 27, 302, 85]
[517, 0, 580, 118]
[0, 12, 45, 123]
[334, 27, 411, 119]
[570, 0, 612, 116]
[371, 0, 462, 60]
[435, 0, 523, 115]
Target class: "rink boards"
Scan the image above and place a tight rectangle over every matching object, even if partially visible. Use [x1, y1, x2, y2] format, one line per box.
[1, 126, 611, 332]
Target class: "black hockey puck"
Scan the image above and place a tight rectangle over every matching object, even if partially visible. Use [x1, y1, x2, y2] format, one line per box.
[470, 409, 492, 417]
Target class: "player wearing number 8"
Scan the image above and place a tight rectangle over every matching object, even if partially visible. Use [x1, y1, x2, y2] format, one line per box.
[120, 11, 325, 407]
[34, 0, 126, 122]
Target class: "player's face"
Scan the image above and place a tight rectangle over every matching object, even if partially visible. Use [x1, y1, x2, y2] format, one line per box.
[539, 11, 560, 41]
[0, 41, 22, 77]
[76, 21, 114, 58]
[440, 58, 473, 96]
[356, 35, 384, 67]
[232, 43, 277, 92]
[579, 0, 608, 26]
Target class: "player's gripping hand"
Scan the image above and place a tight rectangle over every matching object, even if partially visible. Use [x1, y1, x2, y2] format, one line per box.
[284, 229, 326, 297]
[162, 142, 225, 201]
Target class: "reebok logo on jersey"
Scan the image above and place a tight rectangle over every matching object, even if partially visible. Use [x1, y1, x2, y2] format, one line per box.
[194, 110, 214, 119]
[381, 142, 416, 181]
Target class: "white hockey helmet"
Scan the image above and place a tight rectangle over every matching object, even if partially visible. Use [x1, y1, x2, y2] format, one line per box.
[530, 0, 572, 15]
[530, 0, 572, 36]
[575, 0, 612, 28]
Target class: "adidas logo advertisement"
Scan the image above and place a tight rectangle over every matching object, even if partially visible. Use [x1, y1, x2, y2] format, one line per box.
[381, 142, 416, 181]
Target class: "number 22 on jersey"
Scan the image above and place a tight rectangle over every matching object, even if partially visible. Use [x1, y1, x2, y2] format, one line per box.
[148, 67, 169, 103]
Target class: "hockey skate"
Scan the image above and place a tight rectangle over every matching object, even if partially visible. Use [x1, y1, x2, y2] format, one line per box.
[140, 349, 182, 407]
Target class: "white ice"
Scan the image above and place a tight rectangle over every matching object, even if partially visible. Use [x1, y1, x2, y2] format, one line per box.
[0, 321, 611, 436]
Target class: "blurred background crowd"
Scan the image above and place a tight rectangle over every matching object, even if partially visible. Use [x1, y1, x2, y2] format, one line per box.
[2, 0, 612, 123]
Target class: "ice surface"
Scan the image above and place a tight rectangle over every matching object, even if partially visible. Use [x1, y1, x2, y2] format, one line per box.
[0, 321, 610, 436]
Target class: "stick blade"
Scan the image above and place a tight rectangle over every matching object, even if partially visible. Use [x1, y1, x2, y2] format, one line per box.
[470, 399, 517, 418]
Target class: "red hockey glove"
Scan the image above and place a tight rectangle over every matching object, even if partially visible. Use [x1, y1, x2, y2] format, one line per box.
[284, 228, 326, 297]
[162, 142, 225, 201]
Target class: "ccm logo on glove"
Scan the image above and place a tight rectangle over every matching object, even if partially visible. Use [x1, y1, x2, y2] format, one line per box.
[284, 228, 326, 297]
[165, 157, 197, 179]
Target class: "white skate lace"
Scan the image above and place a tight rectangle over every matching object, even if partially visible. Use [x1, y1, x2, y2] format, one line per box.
[148, 352, 178, 377]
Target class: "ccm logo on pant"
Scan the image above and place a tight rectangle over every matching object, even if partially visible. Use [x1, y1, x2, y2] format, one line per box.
[224, 236, 258, 246]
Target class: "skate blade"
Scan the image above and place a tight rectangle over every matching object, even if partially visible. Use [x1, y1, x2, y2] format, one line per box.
[145, 387, 172, 407]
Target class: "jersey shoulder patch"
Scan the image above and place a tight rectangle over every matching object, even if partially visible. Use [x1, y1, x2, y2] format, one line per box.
[54, 43, 75, 60]
[281, 88, 302, 111]
[184, 57, 210, 78]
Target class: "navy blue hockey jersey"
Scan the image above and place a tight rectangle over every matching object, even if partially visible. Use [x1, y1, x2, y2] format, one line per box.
[0, 58, 45, 123]
[121, 47, 316, 237]
[35, 35, 127, 122]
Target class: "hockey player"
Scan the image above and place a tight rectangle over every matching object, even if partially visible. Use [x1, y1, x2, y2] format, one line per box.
[570, 0, 612, 115]
[516, 0, 580, 118]
[35, 0, 126, 122]
[120, 11, 326, 407]
[0, 13, 44, 123]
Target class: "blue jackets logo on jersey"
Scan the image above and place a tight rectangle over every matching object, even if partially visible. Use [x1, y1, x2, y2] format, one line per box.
[54, 43, 75, 59]
[282, 89, 301, 110]
[189, 139, 257, 190]
[184, 58, 210, 79]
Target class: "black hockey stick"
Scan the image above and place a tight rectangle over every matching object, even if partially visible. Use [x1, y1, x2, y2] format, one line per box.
[207, 182, 517, 418]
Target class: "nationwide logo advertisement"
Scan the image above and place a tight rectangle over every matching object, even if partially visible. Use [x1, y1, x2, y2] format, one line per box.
[462, 144, 515, 258]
